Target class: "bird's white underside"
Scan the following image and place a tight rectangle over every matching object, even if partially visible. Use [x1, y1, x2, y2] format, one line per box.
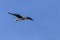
[16, 18, 22, 21]
[16, 17, 26, 20]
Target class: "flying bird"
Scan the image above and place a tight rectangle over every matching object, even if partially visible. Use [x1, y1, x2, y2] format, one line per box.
[8, 12, 33, 21]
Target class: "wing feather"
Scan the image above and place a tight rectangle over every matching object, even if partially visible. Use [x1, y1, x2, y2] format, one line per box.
[8, 12, 23, 18]
[26, 17, 33, 21]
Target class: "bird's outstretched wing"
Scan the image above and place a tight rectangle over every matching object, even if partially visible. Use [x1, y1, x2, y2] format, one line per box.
[8, 12, 23, 18]
[26, 17, 33, 21]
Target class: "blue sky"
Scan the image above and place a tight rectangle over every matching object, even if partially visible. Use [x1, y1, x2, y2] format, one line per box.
[0, 0, 59, 40]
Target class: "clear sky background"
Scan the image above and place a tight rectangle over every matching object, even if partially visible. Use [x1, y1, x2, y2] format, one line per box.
[0, 0, 59, 40]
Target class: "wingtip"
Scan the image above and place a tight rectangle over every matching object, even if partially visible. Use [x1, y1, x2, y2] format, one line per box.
[8, 12, 10, 13]
[31, 19, 34, 21]
[8, 12, 12, 14]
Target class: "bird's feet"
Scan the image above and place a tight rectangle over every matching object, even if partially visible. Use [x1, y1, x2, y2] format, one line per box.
[16, 20, 18, 21]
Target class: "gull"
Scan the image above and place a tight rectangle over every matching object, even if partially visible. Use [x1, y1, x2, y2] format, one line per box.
[8, 12, 33, 21]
